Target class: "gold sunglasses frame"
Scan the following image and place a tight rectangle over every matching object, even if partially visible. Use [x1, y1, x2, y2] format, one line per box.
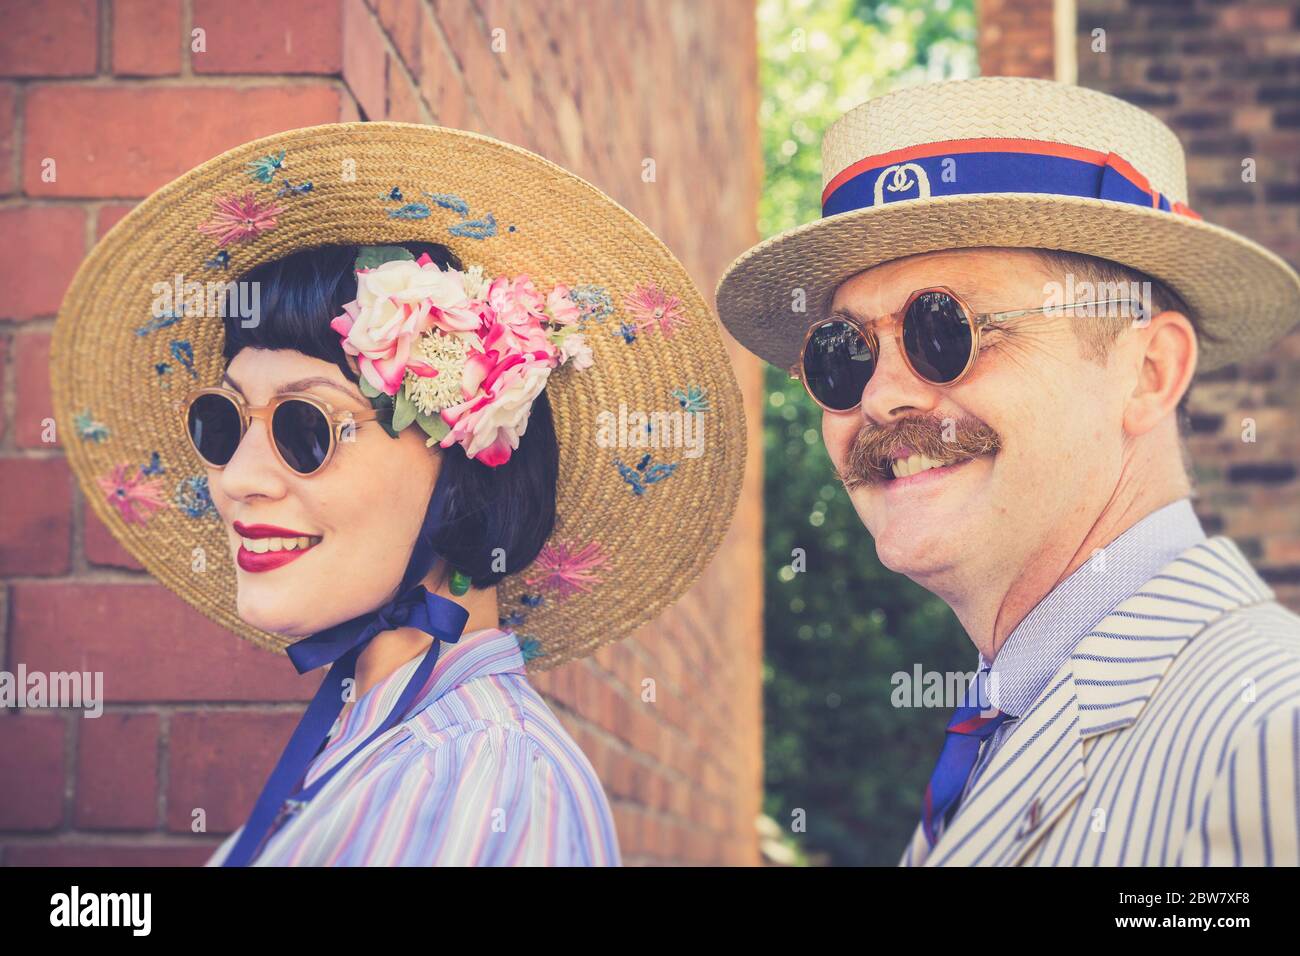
[182, 386, 388, 477]
[790, 285, 1144, 412]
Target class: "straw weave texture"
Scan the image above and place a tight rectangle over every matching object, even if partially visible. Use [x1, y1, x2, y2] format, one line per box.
[52, 122, 746, 671]
[717, 78, 1300, 375]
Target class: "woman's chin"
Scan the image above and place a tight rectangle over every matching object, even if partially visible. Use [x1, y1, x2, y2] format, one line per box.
[235, 596, 315, 638]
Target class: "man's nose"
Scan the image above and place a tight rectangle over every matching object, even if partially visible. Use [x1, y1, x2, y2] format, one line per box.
[858, 331, 943, 424]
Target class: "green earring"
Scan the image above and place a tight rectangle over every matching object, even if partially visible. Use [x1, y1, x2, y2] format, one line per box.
[449, 568, 471, 596]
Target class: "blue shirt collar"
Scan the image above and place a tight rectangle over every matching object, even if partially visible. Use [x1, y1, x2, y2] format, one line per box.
[980, 497, 1207, 717]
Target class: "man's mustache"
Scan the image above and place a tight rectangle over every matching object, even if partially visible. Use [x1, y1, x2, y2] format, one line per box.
[839, 415, 1001, 490]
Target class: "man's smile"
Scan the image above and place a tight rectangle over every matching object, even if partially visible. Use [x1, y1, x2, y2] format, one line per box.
[882, 455, 980, 493]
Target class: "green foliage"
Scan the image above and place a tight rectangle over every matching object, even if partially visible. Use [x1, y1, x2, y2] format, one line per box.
[758, 0, 977, 865]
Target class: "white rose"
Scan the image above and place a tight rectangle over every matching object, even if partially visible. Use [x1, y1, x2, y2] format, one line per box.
[559, 332, 594, 371]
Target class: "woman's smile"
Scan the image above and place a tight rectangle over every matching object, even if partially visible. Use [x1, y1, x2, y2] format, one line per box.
[233, 520, 324, 573]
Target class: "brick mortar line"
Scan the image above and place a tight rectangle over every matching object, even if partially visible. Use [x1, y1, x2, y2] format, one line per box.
[423, 0, 488, 129]
[69, 467, 88, 576]
[1, 330, 13, 456]
[157, 708, 170, 831]
[0, 199, 143, 210]
[464, 0, 510, 86]
[182, 0, 194, 79]
[5, 75, 351, 90]
[62, 708, 77, 830]
[361, 0, 434, 125]
[97, 0, 110, 77]
[3, 83, 22, 199]
[4, 569, 157, 584]
[0, 448, 65, 461]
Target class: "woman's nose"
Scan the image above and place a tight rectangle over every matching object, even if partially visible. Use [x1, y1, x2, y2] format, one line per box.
[216, 418, 289, 502]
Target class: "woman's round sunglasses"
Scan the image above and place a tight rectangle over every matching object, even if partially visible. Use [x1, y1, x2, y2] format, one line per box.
[792, 286, 1142, 412]
[182, 387, 388, 477]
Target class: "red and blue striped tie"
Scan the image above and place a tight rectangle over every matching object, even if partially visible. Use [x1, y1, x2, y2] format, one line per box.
[921, 666, 1014, 848]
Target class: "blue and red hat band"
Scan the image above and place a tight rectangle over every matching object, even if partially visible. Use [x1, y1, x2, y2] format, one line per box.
[820, 137, 1201, 222]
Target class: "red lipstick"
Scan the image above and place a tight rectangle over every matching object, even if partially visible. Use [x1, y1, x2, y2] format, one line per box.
[232, 521, 322, 573]
[234, 521, 315, 538]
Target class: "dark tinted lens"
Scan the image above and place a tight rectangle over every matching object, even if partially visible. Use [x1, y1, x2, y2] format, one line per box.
[187, 393, 243, 466]
[903, 291, 973, 383]
[271, 399, 332, 475]
[802, 320, 875, 410]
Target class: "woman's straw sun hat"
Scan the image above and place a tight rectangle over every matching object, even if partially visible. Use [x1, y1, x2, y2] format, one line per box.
[716, 76, 1300, 373]
[52, 121, 746, 670]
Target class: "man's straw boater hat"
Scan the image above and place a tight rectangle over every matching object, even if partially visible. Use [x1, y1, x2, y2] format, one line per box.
[716, 76, 1300, 372]
[51, 121, 746, 670]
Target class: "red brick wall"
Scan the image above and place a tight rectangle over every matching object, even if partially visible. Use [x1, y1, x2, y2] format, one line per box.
[976, 0, 1300, 612]
[0, 0, 764, 866]
[978, 0, 1055, 78]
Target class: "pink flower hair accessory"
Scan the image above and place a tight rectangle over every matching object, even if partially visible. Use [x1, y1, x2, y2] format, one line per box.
[330, 245, 594, 466]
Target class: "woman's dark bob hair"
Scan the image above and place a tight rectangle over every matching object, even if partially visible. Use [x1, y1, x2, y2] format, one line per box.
[222, 241, 559, 590]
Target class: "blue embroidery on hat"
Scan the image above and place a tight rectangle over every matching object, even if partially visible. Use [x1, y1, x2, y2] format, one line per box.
[499, 610, 526, 628]
[380, 186, 499, 239]
[175, 475, 216, 519]
[389, 202, 431, 220]
[141, 451, 165, 477]
[203, 250, 230, 270]
[275, 179, 313, 198]
[74, 411, 110, 443]
[614, 454, 677, 495]
[246, 150, 287, 184]
[613, 321, 637, 344]
[136, 307, 185, 337]
[517, 637, 545, 662]
[154, 361, 171, 383]
[170, 340, 197, 378]
[671, 385, 709, 413]
[449, 213, 497, 240]
[570, 285, 614, 325]
[425, 193, 470, 217]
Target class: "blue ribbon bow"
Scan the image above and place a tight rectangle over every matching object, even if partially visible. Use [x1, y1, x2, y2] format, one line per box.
[221, 479, 468, 866]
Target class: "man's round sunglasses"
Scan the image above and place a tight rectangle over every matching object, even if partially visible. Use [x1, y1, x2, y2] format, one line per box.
[792, 286, 1143, 412]
[182, 387, 388, 477]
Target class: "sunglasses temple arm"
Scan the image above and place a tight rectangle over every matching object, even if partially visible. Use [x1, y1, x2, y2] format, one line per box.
[982, 297, 1145, 323]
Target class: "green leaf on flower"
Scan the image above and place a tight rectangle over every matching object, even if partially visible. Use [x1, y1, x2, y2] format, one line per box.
[416, 408, 450, 444]
[365, 390, 400, 439]
[354, 245, 416, 272]
[392, 388, 418, 432]
[358, 376, 382, 398]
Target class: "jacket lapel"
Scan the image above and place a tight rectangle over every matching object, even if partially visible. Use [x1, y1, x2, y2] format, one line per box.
[920, 661, 1087, 866]
[900, 535, 1273, 867]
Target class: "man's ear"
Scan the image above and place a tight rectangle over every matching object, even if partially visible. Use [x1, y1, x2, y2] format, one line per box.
[1122, 309, 1197, 439]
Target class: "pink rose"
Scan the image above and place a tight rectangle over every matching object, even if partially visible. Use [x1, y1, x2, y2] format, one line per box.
[484, 275, 553, 352]
[440, 351, 555, 465]
[546, 285, 581, 326]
